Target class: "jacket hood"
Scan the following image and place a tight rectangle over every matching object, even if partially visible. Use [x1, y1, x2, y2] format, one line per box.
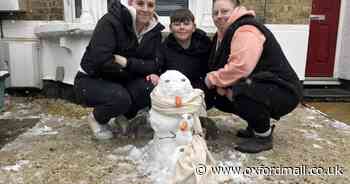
[165, 29, 210, 55]
[108, 0, 125, 20]
[217, 6, 256, 40]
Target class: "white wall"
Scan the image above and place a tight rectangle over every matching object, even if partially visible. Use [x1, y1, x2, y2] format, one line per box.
[266, 25, 309, 80]
[0, 0, 20, 11]
[335, 0, 350, 80]
[40, 35, 90, 84]
[1, 21, 44, 88]
[2, 20, 44, 39]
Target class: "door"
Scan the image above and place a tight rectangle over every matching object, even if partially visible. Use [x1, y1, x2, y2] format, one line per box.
[305, 0, 341, 77]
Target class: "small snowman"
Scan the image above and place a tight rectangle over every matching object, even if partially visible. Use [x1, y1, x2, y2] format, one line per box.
[148, 70, 206, 172]
[147, 70, 231, 184]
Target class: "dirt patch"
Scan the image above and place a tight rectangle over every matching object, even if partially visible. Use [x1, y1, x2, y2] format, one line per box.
[306, 102, 350, 125]
[0, 118, 39, 149]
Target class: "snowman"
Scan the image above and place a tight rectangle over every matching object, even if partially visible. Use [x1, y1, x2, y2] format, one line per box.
[148, 70, 206, 170]
[147, 70, 231, 184]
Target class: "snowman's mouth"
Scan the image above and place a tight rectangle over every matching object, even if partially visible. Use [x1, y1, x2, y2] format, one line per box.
[156, 131, 176, 140]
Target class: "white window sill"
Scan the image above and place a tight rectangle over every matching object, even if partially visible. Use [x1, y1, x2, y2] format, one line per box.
[34, 21, 95, 38]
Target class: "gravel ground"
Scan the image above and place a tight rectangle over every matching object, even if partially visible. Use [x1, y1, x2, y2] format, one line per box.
[0, 97, 349, 184]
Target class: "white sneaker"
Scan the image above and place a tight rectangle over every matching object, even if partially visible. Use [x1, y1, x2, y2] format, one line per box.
[113, 115, 130, 135]
[87, 113, 114, 140]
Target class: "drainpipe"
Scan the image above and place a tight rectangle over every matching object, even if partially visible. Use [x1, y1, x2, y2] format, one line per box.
[263, 0, 267, 24]
[0, 18, 4, 39]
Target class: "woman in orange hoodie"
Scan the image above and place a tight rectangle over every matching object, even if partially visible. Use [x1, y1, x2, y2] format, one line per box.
[205, 0, 302, 153]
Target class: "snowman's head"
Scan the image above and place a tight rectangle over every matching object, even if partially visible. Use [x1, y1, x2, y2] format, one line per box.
[157, 70, 193, 98]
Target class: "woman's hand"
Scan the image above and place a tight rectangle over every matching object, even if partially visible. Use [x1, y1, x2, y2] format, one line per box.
[216, 87, 227, 96]
[113, 54, 128, 68]
[146, 74, 160, 85]
[216, 87, 234, 101]
[204, 75, 215, 89]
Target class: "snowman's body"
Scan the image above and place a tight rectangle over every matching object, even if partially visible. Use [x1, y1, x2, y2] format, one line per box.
[148, 70, 198, 172]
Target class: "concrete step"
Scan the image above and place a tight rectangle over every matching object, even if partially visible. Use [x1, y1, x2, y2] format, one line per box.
[303, 87, 350, 101]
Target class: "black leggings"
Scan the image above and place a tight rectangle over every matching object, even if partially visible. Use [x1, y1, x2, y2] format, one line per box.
[74, 72, 154, 124]
[206, 83, 299, 133]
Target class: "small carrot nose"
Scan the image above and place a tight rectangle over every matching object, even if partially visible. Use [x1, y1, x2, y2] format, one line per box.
[175, 96, 182, 107]
[179, 121, 188, 131]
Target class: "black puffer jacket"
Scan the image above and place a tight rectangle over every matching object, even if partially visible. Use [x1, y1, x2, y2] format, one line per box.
[158, 29, 212, 89]
[80, 0, 164, 82]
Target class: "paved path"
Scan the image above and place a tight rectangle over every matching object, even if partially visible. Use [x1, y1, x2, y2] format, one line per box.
[0, 98, 349, 184]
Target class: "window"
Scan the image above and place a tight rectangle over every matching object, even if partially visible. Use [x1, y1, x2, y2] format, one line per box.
[63, 0, 215, 32]
[75, 0, 82, 18]
[156, 0, 188, 16]
[64, 0, 108, 23]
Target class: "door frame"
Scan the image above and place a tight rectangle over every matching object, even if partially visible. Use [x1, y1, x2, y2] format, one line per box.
[334, 0, 349, 79]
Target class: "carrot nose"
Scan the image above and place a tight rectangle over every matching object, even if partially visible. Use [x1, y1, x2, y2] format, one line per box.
[175, 96, 182, 108]
[179, 121, 188, 131]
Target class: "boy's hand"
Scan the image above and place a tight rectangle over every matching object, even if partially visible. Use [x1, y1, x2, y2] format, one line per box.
[146, 74, 160, 85]
[113, 54, 127, 68]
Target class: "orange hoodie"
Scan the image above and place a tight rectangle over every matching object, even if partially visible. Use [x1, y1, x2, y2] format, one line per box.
[207, 6, 266, 88]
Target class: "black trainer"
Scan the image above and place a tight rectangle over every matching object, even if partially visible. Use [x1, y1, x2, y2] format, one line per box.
[235, 125, 275, 153]
[236, 126, 254, 138]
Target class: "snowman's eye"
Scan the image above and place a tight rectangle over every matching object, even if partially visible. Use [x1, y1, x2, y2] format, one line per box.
[165, 79, 170, 83]
[181, 78, 186, 82]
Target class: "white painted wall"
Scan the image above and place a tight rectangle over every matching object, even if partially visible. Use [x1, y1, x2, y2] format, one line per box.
[40, 36, 90, 84]
[335, 0, 350, 80]
[2, 20, 44, 39]
[1, 21, 44, 88]
[266, 25, 309, 80]
[0, 0, 20, 11]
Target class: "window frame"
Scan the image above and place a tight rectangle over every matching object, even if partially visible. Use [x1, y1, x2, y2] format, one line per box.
[63, 0, 215, 32]
[158, 0, 198, 29]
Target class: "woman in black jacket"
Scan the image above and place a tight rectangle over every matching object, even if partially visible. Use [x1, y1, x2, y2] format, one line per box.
[205, 0, 302, 153]
[74, 0, 164, 140]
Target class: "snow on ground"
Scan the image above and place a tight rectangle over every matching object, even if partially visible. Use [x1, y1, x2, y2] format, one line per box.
[0, 97, 349, 184]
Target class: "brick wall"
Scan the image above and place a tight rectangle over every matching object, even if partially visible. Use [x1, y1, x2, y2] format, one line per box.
[1, 0, 64, 20]
[241, 0, 312, 24]
[1, 0, 311, 24]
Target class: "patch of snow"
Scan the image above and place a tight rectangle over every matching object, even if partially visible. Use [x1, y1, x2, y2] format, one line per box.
[107, 154, 119, 161]
[0, 112, 12, 119]
[125, 143, 254, 184]
[113, 145, 135, 155]
[257, 156, 267, 160]
[330, 121, 350, 130]
[303, 130, 324, 141]
[25, 125, 58, 136]
[294, 128, 308, 133]
[302, 122, 324, 129]
[1, 160, 30, 172]
[312, 144, 323, 149]
[306, 116, 316, 120]
[325, 140, 336, 146]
